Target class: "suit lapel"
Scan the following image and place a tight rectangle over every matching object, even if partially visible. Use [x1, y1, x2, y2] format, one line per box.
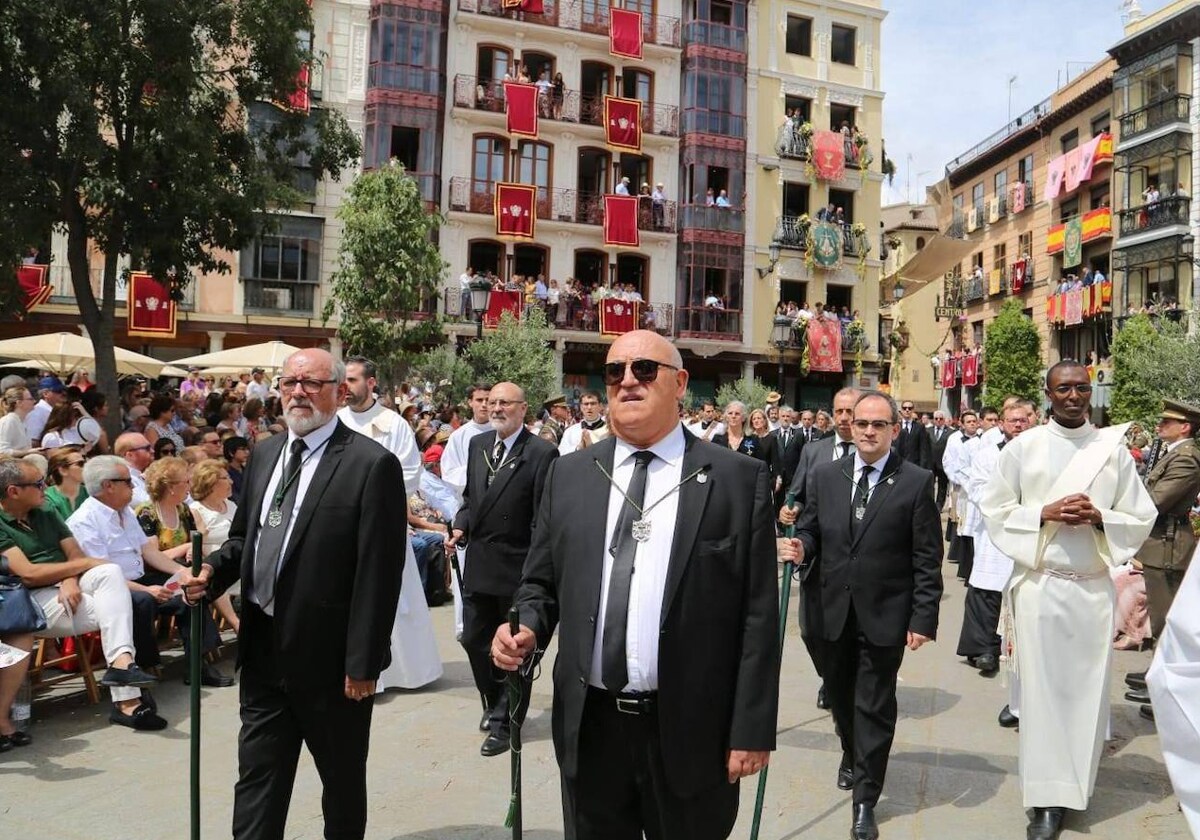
[661, 434, 713, 626]
[279, 422, 348, 569]
[580, 438, 619, 664]
[851, 458, 903, 548]
[477, 428, 530, 519]
[241, 434, 286, 580]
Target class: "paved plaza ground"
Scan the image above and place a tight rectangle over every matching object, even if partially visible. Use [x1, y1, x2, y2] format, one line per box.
[0, 562, 1190, 840]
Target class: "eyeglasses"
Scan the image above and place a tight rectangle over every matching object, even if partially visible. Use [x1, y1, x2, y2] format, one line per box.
[105, 478, 134, 485]
[14, 479, 46, 490]
[852, 420, 895, 431]
[1049, 384, 1093, 396]
[279, 377, 336, 395]
[127, 444, 152, 453]
[487, 398, 525, 409]
[603, 358, 679, 385]
[900, 404, 914, 411]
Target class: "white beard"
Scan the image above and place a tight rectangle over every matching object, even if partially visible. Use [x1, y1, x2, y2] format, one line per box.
[286, 403, 335, 435]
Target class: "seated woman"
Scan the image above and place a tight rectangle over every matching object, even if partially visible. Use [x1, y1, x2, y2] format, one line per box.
[42, 446, 89, 521]
[188, 459, 240, 633]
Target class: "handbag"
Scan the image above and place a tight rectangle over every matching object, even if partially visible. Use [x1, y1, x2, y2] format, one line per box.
[0, 554, 48, 635]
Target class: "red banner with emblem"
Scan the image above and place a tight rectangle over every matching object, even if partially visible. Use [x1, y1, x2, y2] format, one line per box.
[603, 195, 640, 247]
[806, 317, 843, 373]
[495, 183, 537, 240]
[128, 272, 177, 338]
[962, 353, 979, 387]
[941, 354, 958, 389]
[17, 264, 51, 313]
[1011, 259, 1027, 293]
[504, 82, 538, 138]
[812, 130, 846, 181]
[604, 96, 642, 152]
[483, 289, 522, 328]
[610, 8, 644, 59]
[600, 299, 641, 336]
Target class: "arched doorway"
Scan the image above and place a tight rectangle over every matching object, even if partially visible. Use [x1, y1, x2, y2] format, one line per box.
[576, 147, 611, 224]
[467, 240, 504, 279]
[514, 244, 548, 280]
[580, 61, 614, 126]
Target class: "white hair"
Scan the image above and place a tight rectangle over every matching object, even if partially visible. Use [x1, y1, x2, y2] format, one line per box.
[83, 455, 129, 496]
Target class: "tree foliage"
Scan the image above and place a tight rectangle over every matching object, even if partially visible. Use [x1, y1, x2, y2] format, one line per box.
[463, 308, 557, 408]
[405, 344, 474, 409]
[715, 377, 773, 412]
[323, 162, 447, 378]
[982, 300, 1042, 409]
[1110, 313, 1200, 425]
[0, 0, 360, 433]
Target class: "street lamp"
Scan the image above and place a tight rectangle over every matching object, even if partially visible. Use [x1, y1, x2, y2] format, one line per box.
[772, 315, 793, 395]
[469, 278, 493, 340]
[893, 281, 906, 301]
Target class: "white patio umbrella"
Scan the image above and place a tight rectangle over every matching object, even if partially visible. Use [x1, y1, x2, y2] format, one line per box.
[0, 332, 171, 379]
[170, 341, 301, 373]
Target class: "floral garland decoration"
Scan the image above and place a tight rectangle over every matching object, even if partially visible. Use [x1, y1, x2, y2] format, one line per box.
[792, 313, 811, 376]
[800, 121, 816, 180]
[845, 318, 868, 379]
[804, 218, 817, 274]
[851, 222, 869, 279]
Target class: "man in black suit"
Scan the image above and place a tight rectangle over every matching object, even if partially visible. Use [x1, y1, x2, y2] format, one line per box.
[448, 381, 558, 756]
[794, 390, 944, 840]
[895, 399, 933, 470]
[928, 410, 952, 511]
[492, 330, 779, 840]
[768, 405, 804, 511]
[183, 349, 406, 840]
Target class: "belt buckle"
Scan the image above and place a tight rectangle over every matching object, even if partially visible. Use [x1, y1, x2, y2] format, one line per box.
[615, 696, 642, 715]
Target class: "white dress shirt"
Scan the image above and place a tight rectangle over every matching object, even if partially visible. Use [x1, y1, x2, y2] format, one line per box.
[832, 436, 855, 460]
[589, 423, 686, 692]
[67, 497, 155, 581]
[25, 399, 52, 442]
[128, 465, 151, 508]
[250, 415, 338, 606]
[850, 451, 891, 504]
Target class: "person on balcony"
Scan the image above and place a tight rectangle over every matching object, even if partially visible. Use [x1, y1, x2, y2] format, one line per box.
[705, 187, 716, 206]
[652, 182, 666, 229]
[1174, 181, 1188, 199]
[535, 69, 552, 118]
[551, 72, 564, 120]
[615, 176, 631, 196]
[716, 190, 732, 208]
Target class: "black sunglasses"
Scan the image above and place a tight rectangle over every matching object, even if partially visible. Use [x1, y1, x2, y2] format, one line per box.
[603, 358, 679, 386]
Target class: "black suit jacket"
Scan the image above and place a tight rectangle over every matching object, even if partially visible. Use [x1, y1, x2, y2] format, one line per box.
[794, 454, 943, 647]
[929, 426, 951, 478]
[896, 421, 933, 470]
[711, 431, 780, 486]
[208, 421, 407, 690]
[786, 434, 853, 506]
[513, 430, 779, 798]
[769, 427, 804, 490]
[453, 428, 558, 597]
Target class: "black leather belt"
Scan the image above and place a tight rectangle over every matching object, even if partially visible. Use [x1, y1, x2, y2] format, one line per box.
[589, 686, 658, 715]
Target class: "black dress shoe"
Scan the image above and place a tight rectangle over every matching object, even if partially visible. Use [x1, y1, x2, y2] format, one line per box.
[837, 759, 854, 791]
[480, 731, 510, 757]
[479, 711, 491, 732]
[1140, 704, 1155, 722]
[1125, 670, 1147, 690]
[998, 705, 1019, 728]
[1026, 806, 1064, 840]
[184, 664, 235, 688]
[1124, 688, 1150, 704]
[975, 653, 998, 675]
[0, 730, 32, 749]
[817, 684, 830, 710]
[851, 803, 879, 840]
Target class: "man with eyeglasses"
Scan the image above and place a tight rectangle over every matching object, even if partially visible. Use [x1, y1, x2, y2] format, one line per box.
[114, 431, 154, 506]
[558, 390, 610, 454]
[942, 410, 981, 586]
[491, 331, 780, 840]
[0, 458, 158, 732]
[446, 381, 558, 757]
[980, 361, 1157, 840]
[179, 348, 407, 840]
[199, 431, 224, 460]
[895, 400, 932, 470]
[791, 391, 943, 840]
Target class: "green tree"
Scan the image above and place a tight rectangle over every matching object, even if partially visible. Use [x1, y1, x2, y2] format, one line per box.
[0, 1, 359, 434]
[982, 299, 1042, 409]
[405, 344, 474, 409]
[323, 161, 447, 378]
[1109, 314, 1200, 424]
[464, 308, 556, 408]
[715, 378, 773, 412]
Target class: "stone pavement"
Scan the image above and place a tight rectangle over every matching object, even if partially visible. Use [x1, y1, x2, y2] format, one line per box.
[0, 563, 1190, 840]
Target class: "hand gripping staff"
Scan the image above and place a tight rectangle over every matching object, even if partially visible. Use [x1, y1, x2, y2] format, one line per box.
[189, 531, 203, 840]
[749, 492, 797, 840]
[505, 607, 524, 838]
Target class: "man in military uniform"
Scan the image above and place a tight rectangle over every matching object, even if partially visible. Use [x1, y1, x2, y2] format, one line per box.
[1127, 399, 1200, 719]
[540, 395, 571, 445]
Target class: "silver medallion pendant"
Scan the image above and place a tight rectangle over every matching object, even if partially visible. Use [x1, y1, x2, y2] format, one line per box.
[631, 517, 652, 543]
[854, 505, 866, 521]
[267, 509, 283, 528]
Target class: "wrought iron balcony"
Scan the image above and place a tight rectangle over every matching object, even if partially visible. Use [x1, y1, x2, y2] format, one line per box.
[682, 19, 746, 52]
[843, 228, 870, 258]
[964, 275, 985, 303]
[676, 306, 742, 340]
[678, 204, 744, 233]
[1118, 94, 1191, 142]
[774, 215, 810, 250]
[441, 288, 676, 336]
[44, 265, 196, 310]
[1118, 195, 1190, 237]
[457, 0, 682, 48]
[447, 176, 678, 233]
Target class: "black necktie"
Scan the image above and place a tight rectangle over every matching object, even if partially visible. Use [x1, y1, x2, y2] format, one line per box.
[488, 437, 505, 487]
[254, 437, 307, 616]
[601, 451, 654, 693]
[851, 464, 873, 531]
[840, 441, 852, 458]
[782, 429, 791, 448]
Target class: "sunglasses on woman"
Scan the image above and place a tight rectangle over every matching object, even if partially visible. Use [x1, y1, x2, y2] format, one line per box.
[602, 358, 679, 386]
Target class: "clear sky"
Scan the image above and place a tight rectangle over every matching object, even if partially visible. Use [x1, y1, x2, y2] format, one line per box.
[880, 0, 1176, 206]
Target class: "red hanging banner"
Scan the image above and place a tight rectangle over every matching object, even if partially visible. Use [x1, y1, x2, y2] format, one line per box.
[812, 130, 846, 181]
[962, 352, 979, 387]
[17, 264, 51, 313]
[610, 8, 644, 60]
[603, 195, 640, 247]
[604, 96, 642, 152]
[806, 317, 844, 373]
[483, 289, 523, 328]
[600, 299, 641, 335]
[520, 0, 545, 12]
[1011, 259, 1027, 293]
[495, 183, 537, 240]
[1010, 182, 1026, 214]
[285, 64, 311, 114]
[504, 82, 539, 138]
[940, 354, 957, 389]
[128, 271, 177, 339]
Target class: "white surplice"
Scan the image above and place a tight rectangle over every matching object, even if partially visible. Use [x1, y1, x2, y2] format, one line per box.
[980, 419, 1156, 809]
[1147, 545, 1200, 836]
[338, 402, 442, 690]
[440, 419, 492, 637]
[964, 437, 1013, 592]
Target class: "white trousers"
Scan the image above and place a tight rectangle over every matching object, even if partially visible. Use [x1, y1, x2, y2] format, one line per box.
[32, 564, 140, 702]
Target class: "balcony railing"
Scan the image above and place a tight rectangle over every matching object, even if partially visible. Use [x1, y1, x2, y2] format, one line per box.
[442, 288, 676, 336]
[367, 64, 445, 96]
[447, 176, 678, 233]
[964, 275, 985, 303]
[775, 215, 809, 250]
[843, 229, 870, 258]
[681, 107, 745, 137]
[1118, 94, 1191, 142]
[1118, 195, 1191, 237]
[682, 19, 746, 52]
[775, 126, 811, 161]
[243, 280, 316, 316]
[676, 306, 742, 340]
[452, 76, 679, 136]
[43, 264, 196, 310]
[458, 0, 682, 48]
[678, 204, 744, 233]
[405, 172, 442, 207]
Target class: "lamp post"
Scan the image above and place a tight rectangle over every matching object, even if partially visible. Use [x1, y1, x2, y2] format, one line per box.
[772, 315, 793, 396]
[469, 278, 493, 340]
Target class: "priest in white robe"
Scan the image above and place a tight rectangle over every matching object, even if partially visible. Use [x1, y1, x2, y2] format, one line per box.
[980, 361, 1155, 840]
[556, 390, 608, 455]
[338, 357, 442, 691]
[942, 410, 980, 581]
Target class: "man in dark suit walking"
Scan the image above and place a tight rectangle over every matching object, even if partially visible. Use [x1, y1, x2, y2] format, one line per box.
[182, 349, 406, 840]
[928, 410, 952, 510]
[794, 390, 943, 840]
[492, 330, 779, 840]
[895, 399, 933, 470]
[448, 381, 558, 756]
[768, 405, 804, 511]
